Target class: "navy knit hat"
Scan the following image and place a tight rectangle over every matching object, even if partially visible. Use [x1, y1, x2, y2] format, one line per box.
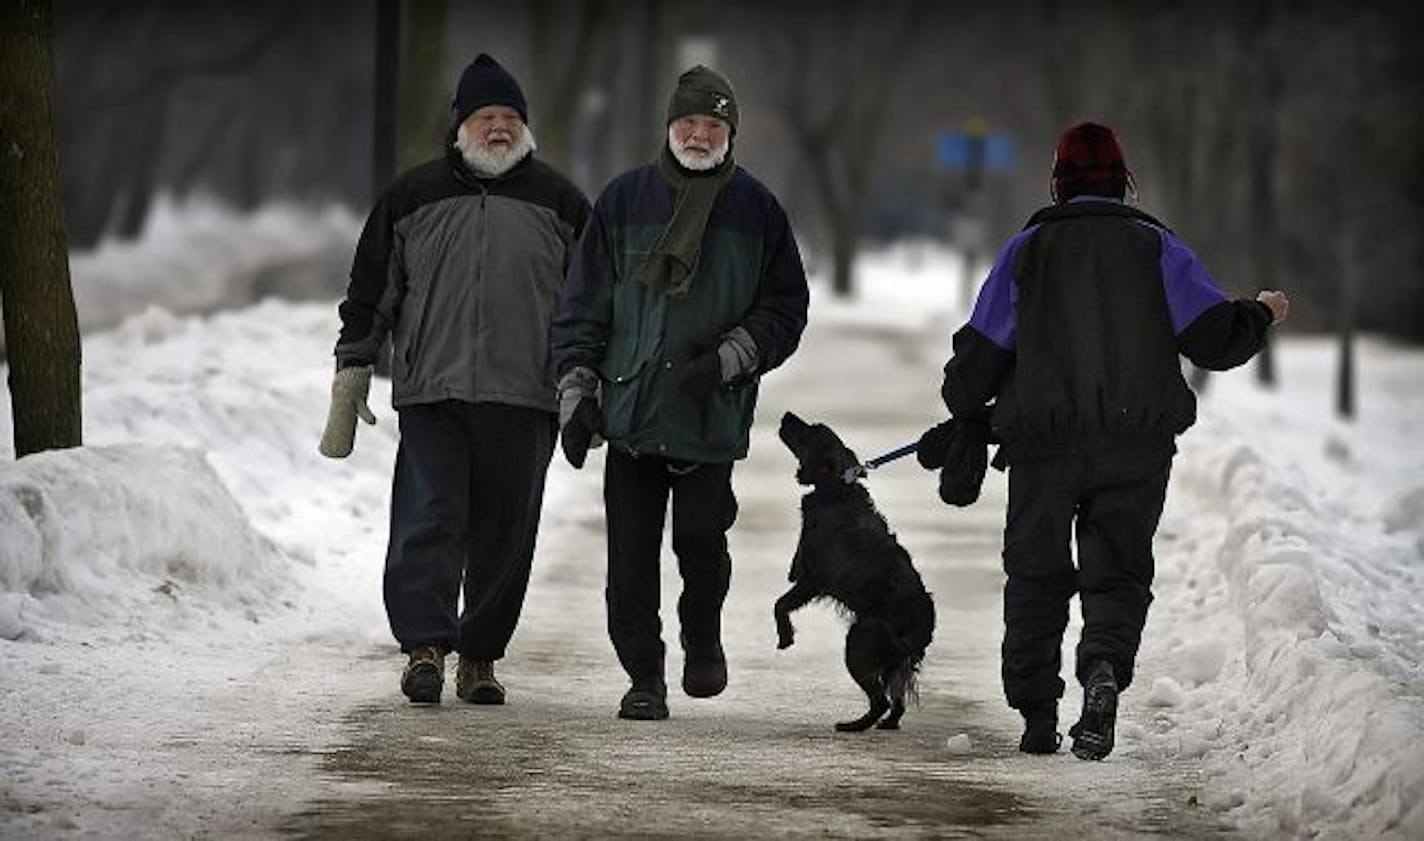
[452, 54, 528, 127]
[1051, 122, 1130, 202]
[666, 65, 738, 135]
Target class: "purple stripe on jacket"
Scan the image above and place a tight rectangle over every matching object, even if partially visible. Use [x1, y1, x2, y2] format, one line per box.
[1155, 228, 1226, 334]
[966, 225, 1039, 351]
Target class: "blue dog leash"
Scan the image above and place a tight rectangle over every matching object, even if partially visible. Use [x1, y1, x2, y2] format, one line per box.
[842, 441, 919, 484]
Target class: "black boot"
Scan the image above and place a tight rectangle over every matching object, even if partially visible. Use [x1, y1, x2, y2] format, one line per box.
[1018, 705, 1061, 754]
[1069, 661, 1119, 760]
[618, 676, 669, 720]
[680, 628, 727, 699]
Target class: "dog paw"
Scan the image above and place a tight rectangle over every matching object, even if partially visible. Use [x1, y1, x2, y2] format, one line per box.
[776, 635, 794, 650]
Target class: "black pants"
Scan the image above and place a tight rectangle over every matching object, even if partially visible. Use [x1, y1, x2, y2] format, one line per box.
[603, 447, 738, 681]
[1000, 447, 1171, 711]
[384, 400, 555, 660]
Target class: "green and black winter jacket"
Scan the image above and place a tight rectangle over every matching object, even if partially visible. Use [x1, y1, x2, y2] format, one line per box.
[552, 159, 809, 463]
[335, 141, 590, 413]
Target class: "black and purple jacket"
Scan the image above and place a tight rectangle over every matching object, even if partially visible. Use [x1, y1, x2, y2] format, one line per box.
[940, 198, 1273, 460]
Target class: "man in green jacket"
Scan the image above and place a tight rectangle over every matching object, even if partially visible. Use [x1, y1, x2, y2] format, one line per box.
[552, 65, 809, 720]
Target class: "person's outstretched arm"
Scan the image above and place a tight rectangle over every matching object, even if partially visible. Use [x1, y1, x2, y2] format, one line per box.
[1159, 229, 1288, 371]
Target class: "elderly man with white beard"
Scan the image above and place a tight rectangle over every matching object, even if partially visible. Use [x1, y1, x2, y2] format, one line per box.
[321, 54, 589, 706]
[553, 65, 810, 721]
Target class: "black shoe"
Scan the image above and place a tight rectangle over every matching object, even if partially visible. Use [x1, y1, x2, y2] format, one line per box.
[1069, 661, 1119, 760]
[1018, 706, 1061, 754]
[400, 646, 445, 704]
[681, 632, 727, 698]
[618, 678, 669, 720]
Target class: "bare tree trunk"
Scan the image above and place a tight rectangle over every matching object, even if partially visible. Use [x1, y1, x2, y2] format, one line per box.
[0, 0, 83, 456]
[532, 0, 609, 173]
[397, 0, 448, 172]
[374, 0, 401, 198]
[1242, 0, 1282, 387]
[1336, 221, 1356, 419]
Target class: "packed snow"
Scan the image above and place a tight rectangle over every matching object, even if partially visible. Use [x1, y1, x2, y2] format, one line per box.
[1, 203, 1421, 838]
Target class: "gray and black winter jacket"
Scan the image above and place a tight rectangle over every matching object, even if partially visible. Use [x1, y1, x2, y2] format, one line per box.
[335, 141, 590, 413]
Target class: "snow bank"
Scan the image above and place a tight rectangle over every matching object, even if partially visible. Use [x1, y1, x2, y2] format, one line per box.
[0, 444, 285, 641]
[1145, 411, 1424, 839]
[66, 195, 359, 335]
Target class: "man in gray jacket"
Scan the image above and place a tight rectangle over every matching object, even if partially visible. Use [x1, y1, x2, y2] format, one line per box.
[320, 54, 590, 705]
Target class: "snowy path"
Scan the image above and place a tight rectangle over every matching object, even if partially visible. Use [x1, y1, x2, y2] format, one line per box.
[261, 311, 1229, 838]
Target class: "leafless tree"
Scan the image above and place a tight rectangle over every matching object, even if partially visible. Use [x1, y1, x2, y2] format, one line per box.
[0, 0, 83, 456]
[758, 0, 930, 296]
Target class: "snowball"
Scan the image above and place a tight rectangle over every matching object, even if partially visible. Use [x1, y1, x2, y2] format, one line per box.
[1145, 676, 1187, 708]
[943, 733, 973, 755]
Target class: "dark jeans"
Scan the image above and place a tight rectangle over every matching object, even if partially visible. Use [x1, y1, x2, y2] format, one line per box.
[603, 447, 738, 682]
[1000, 447, 1172, 710]
[384, 400, 555, 660]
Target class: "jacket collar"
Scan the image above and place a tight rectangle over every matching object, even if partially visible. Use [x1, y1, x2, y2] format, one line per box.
[1024, 198, 1170, 232]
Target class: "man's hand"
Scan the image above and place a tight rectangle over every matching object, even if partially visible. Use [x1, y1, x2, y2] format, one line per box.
[916, 420, 954, 469]
[319, 365, 376, 458]
[560, 399, 602, 469]
[1257, 290, 1290, 324]
[675, 350, 723, 400]
[557, 366, 603, 469]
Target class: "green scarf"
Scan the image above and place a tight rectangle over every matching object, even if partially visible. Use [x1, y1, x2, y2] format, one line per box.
[638, 145, 735, 298]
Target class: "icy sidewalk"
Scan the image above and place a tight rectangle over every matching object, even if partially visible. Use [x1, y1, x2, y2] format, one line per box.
[284, 307, 1232, 839]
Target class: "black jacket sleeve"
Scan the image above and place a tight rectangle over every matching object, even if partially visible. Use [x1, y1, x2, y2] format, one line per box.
[940, 325, 1014, 421]
[551, 200, 615, 376]
[1178, 299, 1273, 371]
[740, 198, 810, 374]
[335, 191, 402, 369]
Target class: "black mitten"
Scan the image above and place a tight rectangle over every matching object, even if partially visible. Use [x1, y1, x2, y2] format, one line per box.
[916, 420, 954, 469]
[939, 419, 990, 506]
[560, 398, 602, 469]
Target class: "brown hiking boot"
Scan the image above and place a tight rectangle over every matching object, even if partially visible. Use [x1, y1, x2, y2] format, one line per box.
[400, 646, 445, 704]
[455, 657, 505, 705]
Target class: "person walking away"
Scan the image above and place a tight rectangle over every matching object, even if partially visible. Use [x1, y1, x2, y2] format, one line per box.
[552, 65, 810, 721]
[320, 54, 590, 705]
[935, 121, 1289, 758]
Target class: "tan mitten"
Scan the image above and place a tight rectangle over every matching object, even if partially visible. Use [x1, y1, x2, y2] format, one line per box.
[319, 365, 377, 458]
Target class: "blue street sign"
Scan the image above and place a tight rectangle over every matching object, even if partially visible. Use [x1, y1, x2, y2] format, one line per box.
[984, 134, 1015, 171]
[936, 131, 1016, 172]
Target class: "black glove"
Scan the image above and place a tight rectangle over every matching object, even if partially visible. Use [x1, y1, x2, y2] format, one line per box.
[915, 420, 955, 469]
[560, 398, 602, 469]
[675, 350, 723, 400]
[939, 418, 990, 506]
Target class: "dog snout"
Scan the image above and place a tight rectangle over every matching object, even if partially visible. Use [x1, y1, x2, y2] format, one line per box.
[779, 412, 809, 448]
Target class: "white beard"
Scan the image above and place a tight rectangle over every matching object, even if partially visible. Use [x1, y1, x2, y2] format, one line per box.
[668, 126, 729, 171]
[455, 123, 537, 177]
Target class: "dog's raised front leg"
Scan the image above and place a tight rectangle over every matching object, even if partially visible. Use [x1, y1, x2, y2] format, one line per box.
[774, 579, 816, 650]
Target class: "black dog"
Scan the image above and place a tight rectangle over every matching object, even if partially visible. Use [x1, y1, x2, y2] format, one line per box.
[774, 412, 936, 732]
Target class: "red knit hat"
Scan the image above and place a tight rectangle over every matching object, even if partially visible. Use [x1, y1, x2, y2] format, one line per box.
[1051, 122, 1130, 202]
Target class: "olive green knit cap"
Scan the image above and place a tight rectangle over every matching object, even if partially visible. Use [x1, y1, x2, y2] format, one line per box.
[665, 65, 738, 134]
